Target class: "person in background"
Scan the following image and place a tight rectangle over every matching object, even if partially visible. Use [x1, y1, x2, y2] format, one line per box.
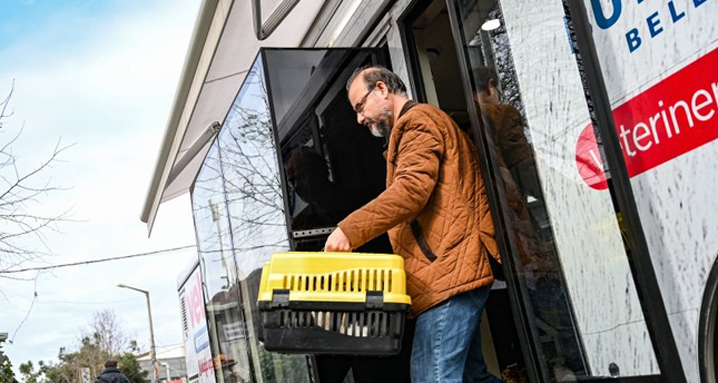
[94, 360, 130, 383]
[325, 66, 502, 383]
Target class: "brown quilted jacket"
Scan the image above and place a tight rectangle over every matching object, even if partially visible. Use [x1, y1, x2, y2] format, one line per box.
[338, 102, 499, 315]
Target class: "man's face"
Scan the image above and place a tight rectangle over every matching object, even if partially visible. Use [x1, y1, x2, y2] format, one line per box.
[348, 78, 394, 138]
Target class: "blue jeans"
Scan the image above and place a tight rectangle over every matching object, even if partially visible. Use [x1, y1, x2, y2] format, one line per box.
[410, 286, 502, 383]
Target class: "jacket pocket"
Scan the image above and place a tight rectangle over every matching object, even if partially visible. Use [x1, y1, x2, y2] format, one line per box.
[410, 221, 438, 262]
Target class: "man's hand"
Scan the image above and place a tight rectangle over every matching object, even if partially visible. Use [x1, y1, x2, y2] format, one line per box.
[324, 227, 352, 252]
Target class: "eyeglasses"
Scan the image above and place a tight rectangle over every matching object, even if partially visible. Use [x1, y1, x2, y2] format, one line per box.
[353, 84, 376, 114]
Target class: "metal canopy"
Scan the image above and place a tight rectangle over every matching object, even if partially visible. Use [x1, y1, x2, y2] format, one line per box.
[140, 0, 324, 233]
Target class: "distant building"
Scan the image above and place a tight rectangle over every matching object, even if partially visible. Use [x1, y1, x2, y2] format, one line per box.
[137, 346, 187, 383]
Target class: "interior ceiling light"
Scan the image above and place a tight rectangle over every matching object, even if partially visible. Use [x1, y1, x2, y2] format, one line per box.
[481, 19, 501, 31]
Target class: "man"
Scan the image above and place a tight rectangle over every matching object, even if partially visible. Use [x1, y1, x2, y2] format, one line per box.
[324, 66, 502, 383]
[94, 360, 130, 383]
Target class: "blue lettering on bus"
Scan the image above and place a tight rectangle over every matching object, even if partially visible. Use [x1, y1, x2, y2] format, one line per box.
[668, 1, 686, 22]
[611, 0, 710, 54]
[626, 28, 642, 52]
[646, 12, 663, 38]
[591, 0, 622, 29]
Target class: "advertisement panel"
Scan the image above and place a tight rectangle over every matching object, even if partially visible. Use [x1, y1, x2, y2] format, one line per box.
[580, 1, 717, 381]
[179, 266, 216, 383]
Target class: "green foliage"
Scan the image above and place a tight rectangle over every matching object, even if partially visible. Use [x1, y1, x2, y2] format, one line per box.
[118, 353, 147, 383]
[18, 360, 50, 383]
[0, 345, 15, 383]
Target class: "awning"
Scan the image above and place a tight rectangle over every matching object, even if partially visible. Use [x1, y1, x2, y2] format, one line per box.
[140, 0, 325, 233]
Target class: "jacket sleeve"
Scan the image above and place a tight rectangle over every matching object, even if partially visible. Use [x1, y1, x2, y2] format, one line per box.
[338, 121, 443, 249]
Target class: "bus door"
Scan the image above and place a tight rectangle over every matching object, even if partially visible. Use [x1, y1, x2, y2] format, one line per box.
[400, 0, 670, 381]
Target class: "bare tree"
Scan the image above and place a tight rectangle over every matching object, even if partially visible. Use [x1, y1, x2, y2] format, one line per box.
[0, 83, 72, 276]
[20, 310, 144, 383]
[81, 310, 130, 358]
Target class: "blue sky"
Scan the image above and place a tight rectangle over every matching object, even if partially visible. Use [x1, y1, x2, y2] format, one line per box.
[0, 0, 202, 371]
[0, 1, 113, 45]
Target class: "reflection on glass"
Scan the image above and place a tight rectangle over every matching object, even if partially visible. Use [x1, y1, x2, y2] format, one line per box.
[220, 57, 310, 383]
[284, 147, 378, 230]
[265, 49, 390, 249]
[453, 0, 659, 379]
[459, 2, 589, 379]
[193, 141, 255, 383]
[192, 57, 311, 383]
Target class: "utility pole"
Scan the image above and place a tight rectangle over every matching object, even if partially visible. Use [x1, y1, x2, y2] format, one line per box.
[117, 284, 159, 383]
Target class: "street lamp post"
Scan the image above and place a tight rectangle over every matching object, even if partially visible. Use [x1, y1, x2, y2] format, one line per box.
[117, 284, 159, 383]
[161, 362, 171, 382]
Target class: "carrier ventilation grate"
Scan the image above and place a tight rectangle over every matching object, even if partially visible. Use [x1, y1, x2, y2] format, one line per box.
[282, 269, 394, 294]
[277, 310, 392, 338]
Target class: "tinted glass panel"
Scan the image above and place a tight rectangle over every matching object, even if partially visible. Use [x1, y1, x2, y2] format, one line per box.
[192, 56, 311, 383]
[192, 139, 256, 383]
[219, 57, 311, 383]
[264, 50, 389, 246]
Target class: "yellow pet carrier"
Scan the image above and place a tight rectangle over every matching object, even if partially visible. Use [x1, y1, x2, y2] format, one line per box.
[258, 252, 412, 355]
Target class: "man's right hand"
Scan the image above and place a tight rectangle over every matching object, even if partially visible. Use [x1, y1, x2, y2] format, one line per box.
[324, 227, 352, 252]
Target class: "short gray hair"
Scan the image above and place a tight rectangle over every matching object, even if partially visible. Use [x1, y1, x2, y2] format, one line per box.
[346, 65, 407, 96]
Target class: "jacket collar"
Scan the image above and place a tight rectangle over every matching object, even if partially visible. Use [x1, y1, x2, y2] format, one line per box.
[398, 100, 418, 119]
[383, 100, 418, 157]
[102, 368, 121, 374]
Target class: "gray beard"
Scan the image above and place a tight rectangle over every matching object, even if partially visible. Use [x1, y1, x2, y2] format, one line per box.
[370, 124, 390, 138]
[368, 106, 393, 139]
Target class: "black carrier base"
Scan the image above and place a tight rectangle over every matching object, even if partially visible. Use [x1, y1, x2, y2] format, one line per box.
[260, 303, 409, 355]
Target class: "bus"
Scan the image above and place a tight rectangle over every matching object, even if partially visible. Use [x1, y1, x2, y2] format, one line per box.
[150, 0, 718, 381]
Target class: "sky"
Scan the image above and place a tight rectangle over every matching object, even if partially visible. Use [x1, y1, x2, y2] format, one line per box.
[0, 0, 202, 372]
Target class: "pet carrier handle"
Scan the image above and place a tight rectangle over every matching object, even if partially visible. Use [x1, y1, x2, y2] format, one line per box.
[366, 291, 384, 309]
[269, 288, 386, 309]
[268, 289, 290, 309]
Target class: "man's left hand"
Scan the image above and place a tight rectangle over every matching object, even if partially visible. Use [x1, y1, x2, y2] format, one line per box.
[325, 227, 352, 252]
